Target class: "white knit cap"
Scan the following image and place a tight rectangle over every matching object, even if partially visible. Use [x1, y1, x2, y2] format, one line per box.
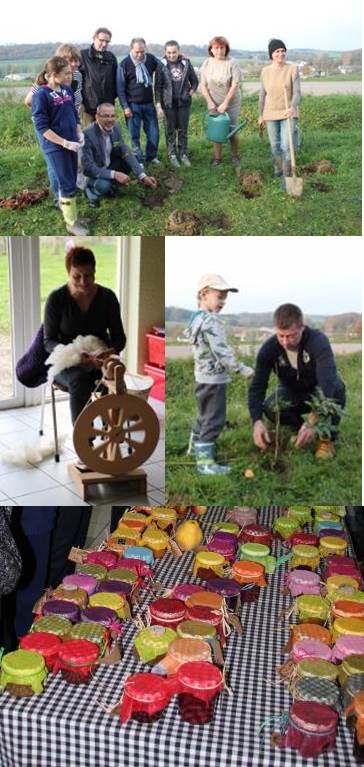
[197, 273, 239, 292]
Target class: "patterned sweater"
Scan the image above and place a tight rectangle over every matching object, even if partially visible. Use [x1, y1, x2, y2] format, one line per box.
[184, 310, 252, 384]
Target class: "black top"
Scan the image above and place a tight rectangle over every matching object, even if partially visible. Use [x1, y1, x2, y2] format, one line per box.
[80, 45, 117, 115]
[44, 284, 126, 354]
[248, 326, 340, 422]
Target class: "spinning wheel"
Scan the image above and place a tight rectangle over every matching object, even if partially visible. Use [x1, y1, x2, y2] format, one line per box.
[69, 357, 160, 499]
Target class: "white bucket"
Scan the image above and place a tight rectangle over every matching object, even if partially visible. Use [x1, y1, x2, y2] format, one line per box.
[125, 373, 154, 401]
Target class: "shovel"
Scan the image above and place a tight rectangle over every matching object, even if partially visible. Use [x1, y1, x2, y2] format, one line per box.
[283, 87, 303, 198]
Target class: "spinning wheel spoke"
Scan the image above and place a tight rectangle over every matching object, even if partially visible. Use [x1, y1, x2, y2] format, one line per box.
[91, 427, 109, 437]
[126, 418, 146, 433]
[93, 439, 113, 457]
[124, 437, 143, 449]
[107, 407, 124, 428]
[108, 440, 119, 462]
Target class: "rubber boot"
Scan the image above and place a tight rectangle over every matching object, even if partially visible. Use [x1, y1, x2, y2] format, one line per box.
[59, 196, 89, 235]
[195, 442, 230, 475]
[273, 155, 283, 178]
[281, 160, 291, 191]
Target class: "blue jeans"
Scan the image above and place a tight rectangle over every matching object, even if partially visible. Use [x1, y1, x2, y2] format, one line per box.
[36, 131, 59, 206]
[126, 102, 159, 163]
[54, 365, 102, 424]
[46, 149, 78, 197]
[266, 118, 300, 164]
[85, 178, 117, 202]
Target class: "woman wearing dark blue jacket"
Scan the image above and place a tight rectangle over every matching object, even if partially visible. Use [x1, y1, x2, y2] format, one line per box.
[32, 56, 88, 235]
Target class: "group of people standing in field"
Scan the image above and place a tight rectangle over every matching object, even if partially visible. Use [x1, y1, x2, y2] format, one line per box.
[26, 29, 301, 234]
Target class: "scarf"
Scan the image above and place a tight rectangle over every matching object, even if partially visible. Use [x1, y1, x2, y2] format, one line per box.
[129, 52, 152, 87]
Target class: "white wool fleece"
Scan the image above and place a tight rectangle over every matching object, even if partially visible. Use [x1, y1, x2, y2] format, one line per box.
[46, 335, 108, 380]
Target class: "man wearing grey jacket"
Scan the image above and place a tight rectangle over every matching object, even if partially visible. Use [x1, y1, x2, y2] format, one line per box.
[184, 273, 253, 475]
[82, 103, 157, 206]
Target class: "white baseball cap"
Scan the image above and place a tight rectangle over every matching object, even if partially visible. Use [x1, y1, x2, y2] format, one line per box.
[197, 273, 239, 293]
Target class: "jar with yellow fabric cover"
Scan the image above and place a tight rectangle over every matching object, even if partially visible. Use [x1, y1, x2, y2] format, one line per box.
[332, 616, 364, 642]
[273, 516, 301, 540]
[134, 625, 177, 664]
[296, 595, 330, 625]
[290, 544, 320, 571]
[0, 649, 47, 696]
[319, 536, 348, 558]
[192, 551, 227, 580]
[141, 525, 170, 559]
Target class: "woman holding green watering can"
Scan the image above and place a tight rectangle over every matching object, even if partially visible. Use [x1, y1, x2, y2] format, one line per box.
[258, 39, 301, 185]
[200, 36, 242, 166]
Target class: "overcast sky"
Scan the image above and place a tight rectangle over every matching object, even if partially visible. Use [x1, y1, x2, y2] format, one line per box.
[165, 237, 362, 315]
[2, 0, 362, 48]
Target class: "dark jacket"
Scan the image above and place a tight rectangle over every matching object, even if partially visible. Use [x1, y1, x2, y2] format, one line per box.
[82, 122, 146, 181]
[248, 326, 343, 422]
[155, 56, 199, 108]
[80, 45, 117, 115]
[117, 53, 160, 107]
[32, 85, 78, 153]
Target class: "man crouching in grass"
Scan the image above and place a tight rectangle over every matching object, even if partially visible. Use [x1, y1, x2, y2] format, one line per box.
[248, 303, 346, 459]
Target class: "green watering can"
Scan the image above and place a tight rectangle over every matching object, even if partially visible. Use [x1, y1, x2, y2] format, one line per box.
[206, 111, 247, 143]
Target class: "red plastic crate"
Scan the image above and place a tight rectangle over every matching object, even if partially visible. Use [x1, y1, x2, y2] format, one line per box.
[144, 363, 165, 401]
[146, 333, 165, 368]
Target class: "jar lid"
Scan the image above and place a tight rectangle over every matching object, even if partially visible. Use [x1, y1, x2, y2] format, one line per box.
[333, 600, 364, 619]
[326, 575, 359, 592]
[69, 622, 106, 646]
[107, 568, 138, 584]
[297, 658, 338, 682]
[320, 536, 347, 553]
[342, 655, 364, 675]
[287, 570, 320, 586]
[151, 507, 177, 525]
[117, 558, 153, 578]
[168, 638, 211, 663]
[124, 546, 155, 565]
[177, 660, 223, 692]
[286, 507, 312, 525]
[171, 584, 206, 602]
[274, 517, 300, 537]
[85, 551, 119, 569]
[186, 606, 221, 626]
[123, 510, 153, 522]
[59, 639, 99, 665]
[240, 523, 271, 539]
[113, 524, 142, 542]
[89, 592, 125, 612]
[288, 532, 318, 547]
[134, 626, 177, 660]
[294, 677, 340, 708]
[185, 592, 224, 611]
[42, 599, 80, 622]
[292, 639, 332, 663]
[81, 606, 117, 625]
[124, 673, 170, 703]
[209, 531, 237, 545]
[239, 542, 270, 557]
[333, 616, 364, 637]
[2, 648, 45, 676]
[232, 560, 266, 586]
[150, 598, 186, 620]
[76, 563, 108, 580]
[296, 595, 329, 618]
[19, 632, 62, 657]
[142, 527, 169, 546]
[290, 700, 338, 733]
[291, 623, 332, 645]
[207, 539, 236, 557]
[195, 551, 226, 566]
[332, 635, 364, 661]
[206, 578, 241, 598]
[291, 544, 319, 559]
[211, 521, 240, 535]
[63, 574, 98, 595]
[177, 620, 217, 640]
[32, 615, 72, 636]
[98, 580, 132, 597]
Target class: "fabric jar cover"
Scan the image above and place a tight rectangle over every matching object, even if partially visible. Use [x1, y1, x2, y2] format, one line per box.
[232, 560, 267, 587]
[76, 563, 108, 581]
[107, 567, 138, 585]
[176, 660, 224, 701]
[19, 632, 62, 670]
[105, 534, 127, 552]
[285, 507, 312, 526]
[332, 635, 364, 662]
[314, 509, 342, 523]
[89, 592, 127, 619]
[171, 584, 206, 603]
[80, 606, 122, 634]
[293, 677, 340, 710]
[84, 550, 119, 570]
[205, 578, 241, 611]
[52, 585, 88, 609]
[185, 592, 224, 612]
[63, 573, 98, 596]
[121, 519, 148, 534]
[177, 620, 217, 643]
[323, 558, 363, 587]
[207, 532, 237, 561]
[273, 516, 301, 540]
[292, 639, 333, 664]
[280, 701, 338, 758]
[185, 605, 225, 645]
[238, 523, 273, 547]
[342, 673, 364, 712]
[211, 521, 240, 536]
[150, 507, 177, 530]
[42, 599, 80, 624]
[124, 508, 153, 519]
[238, 542, 274, 572]
[290, 623, 332, 647]
[296, 595, 329, 623]
[0, 649, 47, 695]
[54, 639, 99, 682]
[134, 625, 177, 663]
[69, 622, 109, 655]
[314, 507, 343, 520]
[124, 546, 155, 565]
[314, 520, 343, 535]
[318, 528, 347, 540]
[120, 673, 177, 723]
[285, 532, 318, 548]
[332, 616, 364, 642]
[290, 544, 320, 571]
[111, 523, 142, 544]
[31, 615, 72, 638]
[285, 570, 321, 597]
[332, 600, 364, 621]
[225, 508, 257, 527]
[97, 580, 133, 600]
[326, 587, 363, 607]
[338, 655, 364, 686]
[149, 598, 186, 629]
[117, 557, 153, 579]
[154, 638, 212, 675]
[192, 551, 227, 579]
[141, 526, 170, 557]
[319, 536, 347, 557]
[296, 658, 338, 683]
[326, 574, 360, 593]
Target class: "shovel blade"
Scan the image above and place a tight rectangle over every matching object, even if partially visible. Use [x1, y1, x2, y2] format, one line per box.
[285, 176, 303, 198]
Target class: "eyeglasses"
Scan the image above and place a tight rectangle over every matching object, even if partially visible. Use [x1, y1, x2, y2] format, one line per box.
[96, 37, 110, 44]
[98, 113, 115, 118]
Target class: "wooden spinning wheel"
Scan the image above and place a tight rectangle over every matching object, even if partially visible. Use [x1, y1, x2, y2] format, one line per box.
[69, 357, 160, 499]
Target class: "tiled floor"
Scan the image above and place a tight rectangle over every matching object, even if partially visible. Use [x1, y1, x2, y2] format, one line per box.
[0, 394, 165, 507]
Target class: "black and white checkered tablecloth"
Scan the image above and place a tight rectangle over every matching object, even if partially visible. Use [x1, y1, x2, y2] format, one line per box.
[0, 507, 358, 767]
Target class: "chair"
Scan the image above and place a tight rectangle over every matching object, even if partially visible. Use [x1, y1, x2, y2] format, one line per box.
[39, 381, 69, 463]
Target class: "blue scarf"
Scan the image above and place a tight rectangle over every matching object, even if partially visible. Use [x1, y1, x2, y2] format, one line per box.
[129, 52, 152, 87]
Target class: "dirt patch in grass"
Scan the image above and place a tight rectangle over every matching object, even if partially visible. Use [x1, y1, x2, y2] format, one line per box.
[140, 169, 185, 209]
[166, 209, 232, 234]
[0, 188, 49, 209]
[310, 181, 331, 193]
[237, 170, 265, 199]
[299, 159, 336, 175]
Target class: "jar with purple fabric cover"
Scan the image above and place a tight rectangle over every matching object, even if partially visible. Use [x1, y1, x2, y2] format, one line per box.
[331, 635, 364, 663]
[171, 584, 206, 603]
[63, 573, 98, 596]
[97, 579, 134, 612]
[206, 578, 241, 612]
[318, 528, 347, 540]
[207, 532, 237, 562]
[285, 570, 321, 598]
[84, 550, 119, 570]
[42, 599, 80, 624]
[80, 606, 122, 637]
[292, 639, 333, 664]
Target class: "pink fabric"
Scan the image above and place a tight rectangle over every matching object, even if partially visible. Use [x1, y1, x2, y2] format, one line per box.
[331, 635, 364, 662]
[281, 702, 338, 758]
[285, 571, 321, 597]
[292, 639, 332, 663]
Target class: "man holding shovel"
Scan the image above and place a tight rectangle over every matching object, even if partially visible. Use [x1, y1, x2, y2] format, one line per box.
[248, 304, 346, 459]
[258, 39, 301, 191]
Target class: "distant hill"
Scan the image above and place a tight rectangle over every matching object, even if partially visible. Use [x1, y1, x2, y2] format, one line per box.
[166, 306, 361, 330]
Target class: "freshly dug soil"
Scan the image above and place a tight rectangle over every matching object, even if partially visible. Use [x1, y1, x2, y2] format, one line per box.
[299, 160, 336, 175]
[166, 210, 202, 235]
[310, 181, 331, 193]
[140, 169, 184, 208]
[0, 188, 49, 209]
[237, 170, 265, 199]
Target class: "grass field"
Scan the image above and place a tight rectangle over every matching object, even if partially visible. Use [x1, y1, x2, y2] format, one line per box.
[0, 93, 361, 236]
[166, 354, 362, 505]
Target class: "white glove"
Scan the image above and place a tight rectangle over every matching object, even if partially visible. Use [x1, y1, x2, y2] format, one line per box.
[77, 130, 85, 147]
[63, 139, 80, 152]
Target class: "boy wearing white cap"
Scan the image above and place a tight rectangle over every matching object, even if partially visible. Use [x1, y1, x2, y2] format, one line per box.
[184, 273, 254, 475]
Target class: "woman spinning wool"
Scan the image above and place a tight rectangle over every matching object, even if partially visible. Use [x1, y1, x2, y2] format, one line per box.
[43, 246, 126, 424]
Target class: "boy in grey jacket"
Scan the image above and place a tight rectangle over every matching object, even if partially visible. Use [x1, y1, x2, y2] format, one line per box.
[184, 273, 253, 475]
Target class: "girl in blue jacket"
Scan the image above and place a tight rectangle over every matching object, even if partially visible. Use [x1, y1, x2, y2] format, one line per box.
[32, 56, 88, 234]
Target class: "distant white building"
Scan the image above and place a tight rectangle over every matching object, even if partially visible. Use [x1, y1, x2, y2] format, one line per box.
[3, 73, 29, 81]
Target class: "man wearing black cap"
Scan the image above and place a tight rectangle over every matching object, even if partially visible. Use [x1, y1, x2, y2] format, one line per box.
[258, 39, 301, 183]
